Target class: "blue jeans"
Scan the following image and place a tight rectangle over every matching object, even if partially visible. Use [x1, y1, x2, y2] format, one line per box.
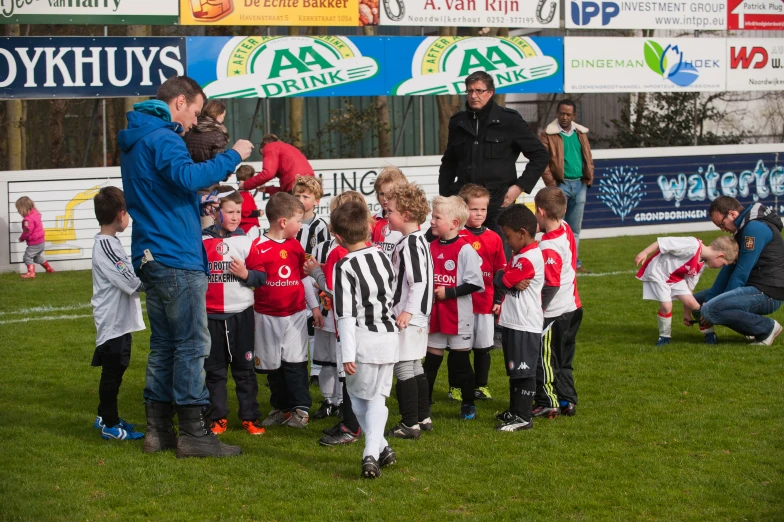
[139, 261, 211, 406]
[559, 179, 587, 259]
[695, 286, 782, 339]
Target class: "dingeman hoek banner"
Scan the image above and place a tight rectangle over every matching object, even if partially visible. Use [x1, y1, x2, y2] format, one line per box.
[179, 0, 374, 26]
[0, 0, 179, 25]
[378, 0, 559, 28]
[187, 35, 564, 98]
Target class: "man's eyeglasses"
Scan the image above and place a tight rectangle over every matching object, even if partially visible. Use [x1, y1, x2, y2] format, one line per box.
[465, 88, 489, 95]
[713, 213, 732, 231]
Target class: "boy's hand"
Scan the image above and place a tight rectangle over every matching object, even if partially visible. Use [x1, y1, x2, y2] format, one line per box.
[396, 311, 413, 329]
[514, 279, 531, 292]
[232, 139, 254, 160]
[634, 252, 647, 266]
[434, 286, 447, 300]
[492, 303, 501, 314]
[303, 257, 320, 276]
[229, 256, 248, 280]
[311, 307, 324, 329]
[343, 362, 356, 375]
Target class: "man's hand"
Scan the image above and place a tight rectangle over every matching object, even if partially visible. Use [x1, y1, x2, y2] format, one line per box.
[502, 185, 523, 207]
[396, 311, 413, 329]
[514, 279, 531, 292]
[343, 362, 357, 375]
[312, 307, 324, 329]
[492, 303, 501, 315]
[303, 257, 320, 277]
[229, 256, 248, 280]
[232, 139, 254, 161]
[434, 286, 447, 300]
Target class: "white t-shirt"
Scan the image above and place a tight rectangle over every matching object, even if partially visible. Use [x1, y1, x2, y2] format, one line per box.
[636, 236, 705, 291]
[498, 243, 544, 334]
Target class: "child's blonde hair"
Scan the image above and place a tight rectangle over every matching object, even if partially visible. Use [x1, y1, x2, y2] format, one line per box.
[15, 196, 35, 215]
[329, 190, 366, 212]
[709, 236, 739, 264]
[389, 183, 430, 225]
[432, 195, 469, 229]
[374, 166, 407, 194]
[292, 175, 324, 200]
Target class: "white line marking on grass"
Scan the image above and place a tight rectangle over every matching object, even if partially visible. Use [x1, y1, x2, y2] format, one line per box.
[577, 270, 636, 277]
[0, 313, 94, 325]
[0, 303, 92, 316]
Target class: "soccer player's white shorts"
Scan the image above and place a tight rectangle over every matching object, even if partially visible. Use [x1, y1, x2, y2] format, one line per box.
[253, 310, 308, 371]
[473, 313, 495, 349]
[398, 324, 428, 361]
[428, 332, 473, 350]
[347, 362, 395, 400]
[313, 328, 338, 366]
[642, 280, 692, 302]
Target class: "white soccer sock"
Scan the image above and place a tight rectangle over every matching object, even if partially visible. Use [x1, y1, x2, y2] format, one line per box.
[364, 396, 389, 459]
[332, 371, 343, 406]
[309, 337, 321, 376]
[318, 366, 337, 404]
[700, 325, 715, 335]
[351, 394, 369, 451]
[657, 312, 672, 338]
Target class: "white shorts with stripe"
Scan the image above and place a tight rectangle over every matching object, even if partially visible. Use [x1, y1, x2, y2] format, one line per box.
[398, 324, 428, 361]
[347, 361, 395, 400]
[642, 280, 691, 302]
[428, 332, 473, 350]
[253, 310, 308, 371]
[473, 313, 495, 349]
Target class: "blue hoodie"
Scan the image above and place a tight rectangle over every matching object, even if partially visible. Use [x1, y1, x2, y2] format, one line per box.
[118, 110, 241, 273]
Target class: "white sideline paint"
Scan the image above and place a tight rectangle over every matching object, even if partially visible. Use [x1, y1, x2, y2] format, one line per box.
[0, 313, 93, 325]
[577, 270, 636, 277]
[0, 303, 92, 316]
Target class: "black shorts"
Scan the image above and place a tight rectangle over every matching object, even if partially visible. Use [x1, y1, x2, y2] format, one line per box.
[206, 306, 255, 372]
[502, 328, 540, 379]
[91, 332, 132, 368]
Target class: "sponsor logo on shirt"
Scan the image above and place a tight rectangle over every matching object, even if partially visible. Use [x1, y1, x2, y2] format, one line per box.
[472, 241, 481, 251]
[444, 260, 456, 271]
[114, 261, 127, 273]
[434, 273, 457, 285]
[278, 266, 292, 279]
[216, 242, 229, 256]
[280, 250, 288, 259]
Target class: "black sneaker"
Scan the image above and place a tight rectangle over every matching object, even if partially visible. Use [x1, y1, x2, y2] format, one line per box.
[362, 455, 381, 479]
[496, 413, 533, 432]
[495, 410, 513, 423]
[418, 417, 434, 432]
[322, 421, 343, 436]
[531, 406, 560, 419]
[319, 424, 361, 446]
[379, 446, 396, 467]
[312, 400, 337, 420]
[386, 422, 421, 440]
[560, 403, 576, 417]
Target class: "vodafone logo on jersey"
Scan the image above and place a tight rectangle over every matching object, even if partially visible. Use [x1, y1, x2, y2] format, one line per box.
[278, 265, 292, 279]
[268, 264, 299, 287]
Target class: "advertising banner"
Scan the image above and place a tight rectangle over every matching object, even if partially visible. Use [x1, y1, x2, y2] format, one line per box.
[728, 0, 784, 29]
[187, 35, 563, 98]
[565, 0, 725, 29]
[0, 0, 178, 25]
[0, 37, 186, 99]
[179, 0, 375, 27]
[727, 38, 784, 91]
[565, 37, 725, 93]
[585, 152, 784, 230]
[379, 0, 559, 28]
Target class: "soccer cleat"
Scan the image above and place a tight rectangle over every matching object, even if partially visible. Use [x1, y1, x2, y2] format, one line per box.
[418, 417, 434, 432]
[379, 446, 397, 467]
[312, 400, 338, 420]
[319, 424, 361, 446]
[704, 332, 719, 345]
[474, 387, 493, 400]
[459, 404, 477, 420]
[495, 410, 514, 423]
[282, 408, 309, 429]
[210, 418, 228, 435]
[560, 402, 577, 417]
[322, 421, 343, 436]
[361, 456, 382, 479]
[260, 409, 290, 427]
[751, 320, 783, 346]
[20, 265, 35, 279]
[656, 337, 671, 346]
[447, 387, 462, 402]
[386, 422, 421, 440]
[242, 419, 266, 436]
[42, 261, 55, 273]
[94, 416, 137, 432]
[496, 414, 533, 432]
[531, 406, 560, 419]
[101, 424, 145, 440]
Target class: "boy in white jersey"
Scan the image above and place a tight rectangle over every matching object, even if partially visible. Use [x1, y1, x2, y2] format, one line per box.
[90, 186, 145, 441]
[332, 201, 400, 479]
[494, 204, 544, 432]
[533, 188, 583, 418]
[372, 167, 407, 258]
[635, 235, 738, 346]
[385, 183, 434, 439]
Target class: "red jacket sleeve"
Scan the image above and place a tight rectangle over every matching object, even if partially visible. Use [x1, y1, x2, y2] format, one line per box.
[541, 248, 563, 287]
[501, 257, 535, 288]
[19, 218, 30, 241]
[244, 144, 279, 191]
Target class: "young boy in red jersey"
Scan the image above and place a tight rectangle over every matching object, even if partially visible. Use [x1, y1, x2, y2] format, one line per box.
[246, 193, 323, 429]
[424, 196, 484, 420]
[372, 167, 407, 258]
[454, 184, 506, 402]
[494, 204, 544, 432]
[202, 187, 265, 436]
[235, 165, 263, 234]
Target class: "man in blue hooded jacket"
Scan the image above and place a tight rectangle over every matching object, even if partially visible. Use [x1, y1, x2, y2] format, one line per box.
[119, 76, 253, 458]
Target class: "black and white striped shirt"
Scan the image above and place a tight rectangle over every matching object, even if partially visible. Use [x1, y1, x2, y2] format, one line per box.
[334, 246, 399, 364]
[391, 230, 433, 327]
[297, 215, 330, 256]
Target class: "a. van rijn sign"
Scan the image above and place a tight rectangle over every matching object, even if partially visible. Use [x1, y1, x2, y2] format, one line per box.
[0, 37, 186, 99]
[0, 0, 179, 25]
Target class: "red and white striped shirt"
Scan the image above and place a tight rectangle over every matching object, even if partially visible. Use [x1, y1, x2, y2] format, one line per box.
[637, 236, 705, 290]
[540, 222, 581, 318]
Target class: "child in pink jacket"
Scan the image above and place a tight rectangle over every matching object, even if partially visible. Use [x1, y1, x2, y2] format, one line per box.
[16, 197, 54, 279]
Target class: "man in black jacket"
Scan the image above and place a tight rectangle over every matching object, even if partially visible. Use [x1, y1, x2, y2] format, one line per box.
[439, 71, 549, 230]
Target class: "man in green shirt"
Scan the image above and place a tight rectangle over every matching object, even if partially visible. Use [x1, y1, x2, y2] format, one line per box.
[539, 99, 594, 271]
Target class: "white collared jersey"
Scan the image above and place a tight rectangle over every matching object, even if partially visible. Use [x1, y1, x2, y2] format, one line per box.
[297, 215, 330, 257]
[540, 222, 582, 318]
[498, 243, 544, 334]
[203, 232, 255, 315]
[372, 208, 403, 258]
[391, 230, 434, 328]
[91, 234, 145, 346]
[636, 236, 705, 290]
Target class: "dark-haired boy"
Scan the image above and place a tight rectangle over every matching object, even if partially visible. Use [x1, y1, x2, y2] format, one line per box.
[90, 186, 146, 441]
[494, 204, 544, 432]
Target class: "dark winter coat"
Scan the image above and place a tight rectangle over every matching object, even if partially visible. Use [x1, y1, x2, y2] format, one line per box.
[185, 117, 230, 163]
[438, 100, 549, 222]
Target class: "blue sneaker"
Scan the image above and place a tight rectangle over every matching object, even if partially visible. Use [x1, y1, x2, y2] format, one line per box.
[101, 424, 144, 440]
[94, 416, 137, 432]
[656, 337, 671, 346]
[704, 332, 718, 345]
[460, 404, 477, 420]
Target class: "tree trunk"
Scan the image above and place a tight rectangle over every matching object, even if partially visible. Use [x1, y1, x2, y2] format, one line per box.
[436, 27, 458, 153]
[3, 24, 23, 171]
[288, 27, 303, 148]
[124, 26, 151, 117]
[50, 100, 69, 168]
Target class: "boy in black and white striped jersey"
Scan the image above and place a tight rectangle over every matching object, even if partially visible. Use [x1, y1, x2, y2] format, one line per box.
[384, 183, 434, 439]
[333, 201, 400, 479]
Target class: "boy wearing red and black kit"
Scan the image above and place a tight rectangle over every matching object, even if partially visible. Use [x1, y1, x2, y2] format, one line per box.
[246, 193, 323, 429]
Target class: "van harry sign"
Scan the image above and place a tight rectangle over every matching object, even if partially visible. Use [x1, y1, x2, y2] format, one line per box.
[0, 0, 178, 24]
[0, 37, 186, 99]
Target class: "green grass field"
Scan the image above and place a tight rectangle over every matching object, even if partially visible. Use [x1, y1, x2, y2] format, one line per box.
[1, 231, 783, 521]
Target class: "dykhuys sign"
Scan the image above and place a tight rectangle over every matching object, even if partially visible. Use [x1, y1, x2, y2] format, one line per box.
[0, 0, 179, 24]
